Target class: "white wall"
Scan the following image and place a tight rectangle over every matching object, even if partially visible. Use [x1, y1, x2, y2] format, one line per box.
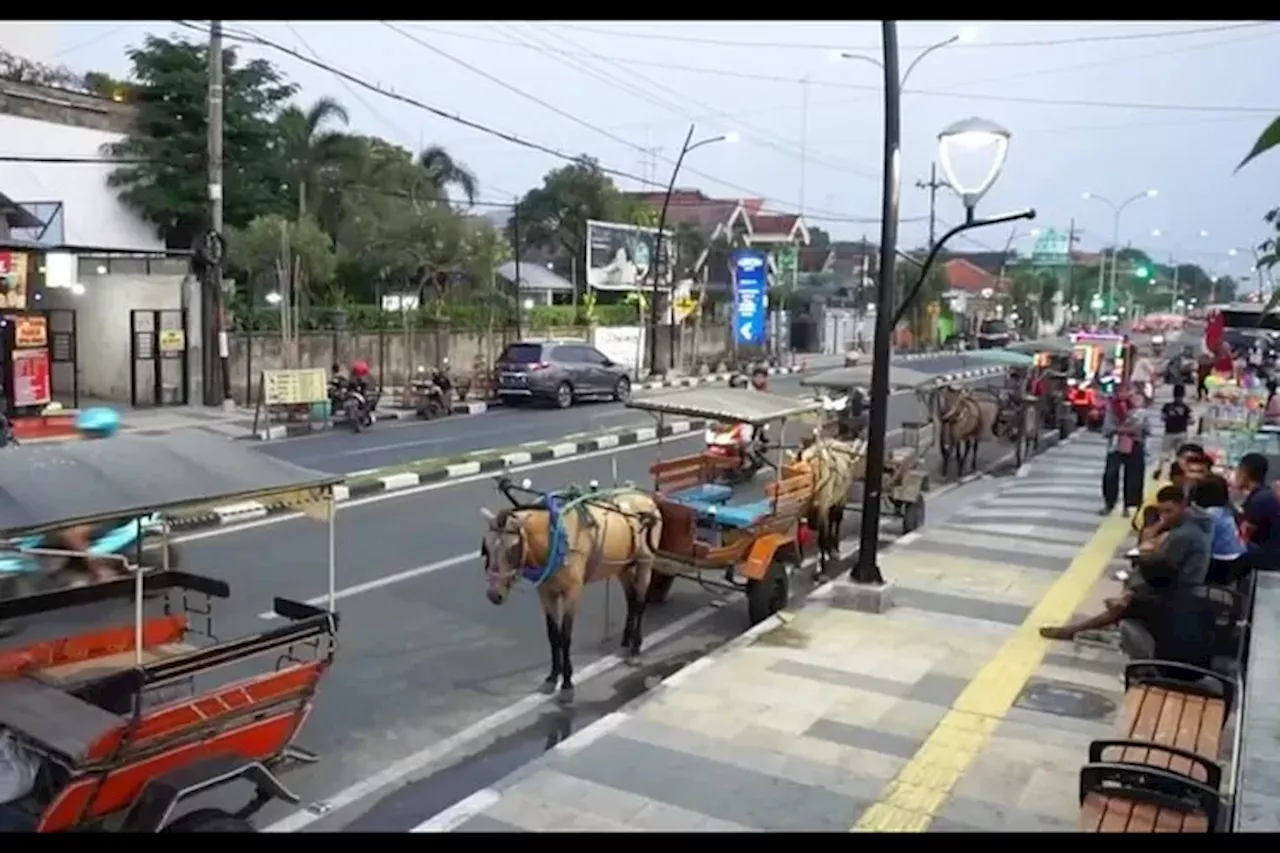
[0, 112, 164, 251]
[41, 265, 186, 402]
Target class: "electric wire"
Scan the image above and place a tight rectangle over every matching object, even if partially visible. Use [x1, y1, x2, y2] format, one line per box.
[554, 22, 1274, 52]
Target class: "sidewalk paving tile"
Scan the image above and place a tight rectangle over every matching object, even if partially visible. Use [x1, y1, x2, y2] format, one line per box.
[434, 415, 1201, 832]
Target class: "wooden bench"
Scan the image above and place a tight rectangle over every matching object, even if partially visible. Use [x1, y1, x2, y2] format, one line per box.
[1078, 661, 1237, 833]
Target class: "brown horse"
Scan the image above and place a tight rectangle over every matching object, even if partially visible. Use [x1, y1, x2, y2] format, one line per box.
[929, 383, 999, 478]
[791, 437, 865, 574]
[479, 489, 664, 703]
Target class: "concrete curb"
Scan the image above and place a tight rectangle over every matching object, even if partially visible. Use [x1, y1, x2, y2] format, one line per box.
[179, 365, 1008, 533]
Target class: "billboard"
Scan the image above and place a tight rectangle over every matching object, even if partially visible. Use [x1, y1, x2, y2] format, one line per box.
[732, 249, 768, 346]
[585, 220, 674, 291]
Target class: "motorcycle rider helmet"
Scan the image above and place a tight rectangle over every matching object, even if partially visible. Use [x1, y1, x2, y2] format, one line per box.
[351, 360, 370, 379]
[76, 406, 121, 439]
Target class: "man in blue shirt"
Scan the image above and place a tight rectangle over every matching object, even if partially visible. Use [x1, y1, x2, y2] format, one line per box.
[1236, 453, 1280, 570]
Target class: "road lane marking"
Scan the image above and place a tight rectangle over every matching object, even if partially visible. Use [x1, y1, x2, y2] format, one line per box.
[259, 601, 731, 833]
[255, 553, 476, 619]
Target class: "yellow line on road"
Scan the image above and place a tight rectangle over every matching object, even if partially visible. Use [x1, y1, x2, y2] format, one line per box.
[852, 491, 1150, 832]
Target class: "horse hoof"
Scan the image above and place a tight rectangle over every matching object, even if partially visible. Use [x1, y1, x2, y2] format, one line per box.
[557, 687, 575, 705]
[538, 679, 558, 695]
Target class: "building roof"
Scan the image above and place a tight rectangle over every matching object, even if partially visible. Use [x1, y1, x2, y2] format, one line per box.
[496, 260, 574, 292]
[942, 258, 1007, 294]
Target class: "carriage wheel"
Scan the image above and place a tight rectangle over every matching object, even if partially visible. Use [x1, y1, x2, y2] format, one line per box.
[745, 558, 789, 626]
[902, 498, 925, 534]
[646, 572, 675, 604]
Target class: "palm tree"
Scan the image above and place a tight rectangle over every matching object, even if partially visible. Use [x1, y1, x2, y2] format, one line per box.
[277, 96, 352, 220]
[417, 145, 478, 206]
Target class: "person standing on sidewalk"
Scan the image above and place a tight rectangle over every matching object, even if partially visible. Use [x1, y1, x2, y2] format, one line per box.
[1100, 387, 1150, 517]
[1154, 384, 1192, 479]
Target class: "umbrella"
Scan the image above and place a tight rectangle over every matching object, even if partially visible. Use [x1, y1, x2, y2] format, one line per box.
[963, 349, 1036, 368]
[1007, 338, 1075, 356]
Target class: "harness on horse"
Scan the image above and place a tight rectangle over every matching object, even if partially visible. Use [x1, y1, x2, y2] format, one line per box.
[515, 486, 655, 586]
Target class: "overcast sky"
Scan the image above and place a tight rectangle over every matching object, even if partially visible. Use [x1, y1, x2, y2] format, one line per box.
[4, 20, 1277, 275]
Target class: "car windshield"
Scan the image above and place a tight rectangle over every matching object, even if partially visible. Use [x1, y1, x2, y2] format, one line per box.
[499, 344, 544, 364]
[980, 320, 1008, 335]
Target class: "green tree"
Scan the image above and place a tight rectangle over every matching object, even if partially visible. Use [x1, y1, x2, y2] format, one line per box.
[277, 95, 354, 220]
[511, 157, 626, 275]
[102, 36, 295, 249]
[418, 145, 478, 206]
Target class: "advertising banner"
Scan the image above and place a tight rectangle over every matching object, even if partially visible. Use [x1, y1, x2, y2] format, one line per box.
[585, 220, 673, 290]
[12, 347, 50, 407]
[732, 249, 768, 346]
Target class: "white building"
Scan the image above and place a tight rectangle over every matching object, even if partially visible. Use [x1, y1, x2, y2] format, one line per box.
[0, 79, 193, 405]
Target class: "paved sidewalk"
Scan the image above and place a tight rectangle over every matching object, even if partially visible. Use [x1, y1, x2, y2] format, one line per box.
[416, 427, 1165, 833]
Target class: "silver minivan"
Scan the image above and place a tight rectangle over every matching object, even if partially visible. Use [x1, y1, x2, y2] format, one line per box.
[495, 340, 631, 408]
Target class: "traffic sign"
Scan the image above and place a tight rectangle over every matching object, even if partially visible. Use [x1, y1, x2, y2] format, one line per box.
[732, 249, 767, 346]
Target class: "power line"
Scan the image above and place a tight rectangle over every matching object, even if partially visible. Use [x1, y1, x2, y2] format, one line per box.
[524, 23, 879, 183]
[555, 22, 1274, 52]
[413, 24, 1279, 115]
[380, 21, 868, 219]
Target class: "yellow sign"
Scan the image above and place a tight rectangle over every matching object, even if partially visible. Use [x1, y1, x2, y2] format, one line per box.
[261, 368, 329, 407]
[14, 315, 46, 348]
[158, 329, 185, 353]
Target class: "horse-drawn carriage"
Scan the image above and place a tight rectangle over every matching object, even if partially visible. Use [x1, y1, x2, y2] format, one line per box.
[476, 388, 819, 704]
[800, 365, 933, 534]
[1009, 337, 1077, 440]
[0, 433, 342, 833]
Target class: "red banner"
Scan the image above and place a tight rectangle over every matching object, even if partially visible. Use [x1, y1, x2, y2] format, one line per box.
[12, 346, 50, 407]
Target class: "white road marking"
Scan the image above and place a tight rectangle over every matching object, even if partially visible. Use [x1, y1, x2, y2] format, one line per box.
[259, 602, 730, 833]
[255, 553, 477, 619]
[410, 788, 502, 833]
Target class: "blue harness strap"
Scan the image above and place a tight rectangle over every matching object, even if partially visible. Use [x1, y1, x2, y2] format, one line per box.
[520, 493, 569, 585]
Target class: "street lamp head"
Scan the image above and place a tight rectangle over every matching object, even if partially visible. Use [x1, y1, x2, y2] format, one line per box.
[1081, 191, 1094, 200]
[1146, 189, 1159, 198]
[1151, 229, 1162, 238]
[956, 26, 979, 44]
[265, 292, 282, 305]
[937, 117, 1011, 214]
[1197, 229, 1209, 238]
[1228, 248, 1239, 256]
[722, 130, 740, 145]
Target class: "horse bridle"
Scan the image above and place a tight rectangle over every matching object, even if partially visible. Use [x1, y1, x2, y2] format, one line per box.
[481, 511, 528, 586]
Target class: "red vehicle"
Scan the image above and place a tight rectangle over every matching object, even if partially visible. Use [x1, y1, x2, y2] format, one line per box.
[1067, 332, 1134, 429]
[0, 432, 342, 833]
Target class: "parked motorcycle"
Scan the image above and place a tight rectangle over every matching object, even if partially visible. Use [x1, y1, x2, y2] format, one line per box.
[342, 385, 378, 432]
[409, 366, 449, 420]
[0, 513, 179, 600]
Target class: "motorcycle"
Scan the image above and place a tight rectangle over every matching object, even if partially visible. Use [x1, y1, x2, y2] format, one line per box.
[704, 421, 768, 484]
[341, 384, 379, 432]
[0, 513, 179, 600]
[409, 366, 449, 420]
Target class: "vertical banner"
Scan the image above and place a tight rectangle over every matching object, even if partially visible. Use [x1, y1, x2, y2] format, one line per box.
[732, 249, 767, 346]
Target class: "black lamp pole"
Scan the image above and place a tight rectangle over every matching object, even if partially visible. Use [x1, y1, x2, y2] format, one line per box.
[851, 22, 903, 585]
[852, 23, 1037, 585]
[648, 124, 695, 377]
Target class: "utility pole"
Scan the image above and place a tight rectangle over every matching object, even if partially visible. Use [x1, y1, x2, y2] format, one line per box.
[916, 162, 943, 248]
[1064, 218, 1077, 324]
[512, 201, 522, 339]
[206, 20, 231, 408]
[799, 76, 809, 216]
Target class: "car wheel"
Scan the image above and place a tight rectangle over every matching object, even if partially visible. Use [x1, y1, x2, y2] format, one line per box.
[555, 382, 573, 409]
[613, 377, 631, 403]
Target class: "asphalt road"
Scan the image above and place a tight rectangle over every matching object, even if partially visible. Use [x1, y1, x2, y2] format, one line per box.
[255, 353, 988, 476]
[5, 368, 1013, 830]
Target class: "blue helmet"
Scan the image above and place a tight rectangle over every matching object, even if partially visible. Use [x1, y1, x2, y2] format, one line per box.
[76, 406, 121, 438]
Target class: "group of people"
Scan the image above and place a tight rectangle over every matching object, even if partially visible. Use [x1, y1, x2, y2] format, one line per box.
[1041, 393, 1279, 666]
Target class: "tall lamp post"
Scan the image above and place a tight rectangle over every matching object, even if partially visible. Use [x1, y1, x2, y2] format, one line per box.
[854, 56, 1034, 585]
[647, 126, 738, 377]
[1081, 188, 1157, 318]
[1150, 228, 1208, 311]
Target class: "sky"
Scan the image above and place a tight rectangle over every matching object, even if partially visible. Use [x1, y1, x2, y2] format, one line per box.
[2, 20, 1277, 279]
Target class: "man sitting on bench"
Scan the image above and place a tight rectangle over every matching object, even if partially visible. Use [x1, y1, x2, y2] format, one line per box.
[1040, 485, 1212, 644]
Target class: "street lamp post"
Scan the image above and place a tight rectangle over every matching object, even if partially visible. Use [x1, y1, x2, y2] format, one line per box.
[647, 126, 737, 377]
[854, 57, 1033, 582]
[1150, 228, 1208, 311]
[1081, 188, 1157, 318]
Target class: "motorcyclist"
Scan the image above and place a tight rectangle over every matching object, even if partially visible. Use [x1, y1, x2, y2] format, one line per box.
[749, 366, 769, 393]
[58, 408, 124, 585]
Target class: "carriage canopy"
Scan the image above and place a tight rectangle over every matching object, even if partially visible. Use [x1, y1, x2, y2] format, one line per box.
[800, 365, 939, 392]
[0, 431, 343, 537]
[626, 387, 821, 425]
